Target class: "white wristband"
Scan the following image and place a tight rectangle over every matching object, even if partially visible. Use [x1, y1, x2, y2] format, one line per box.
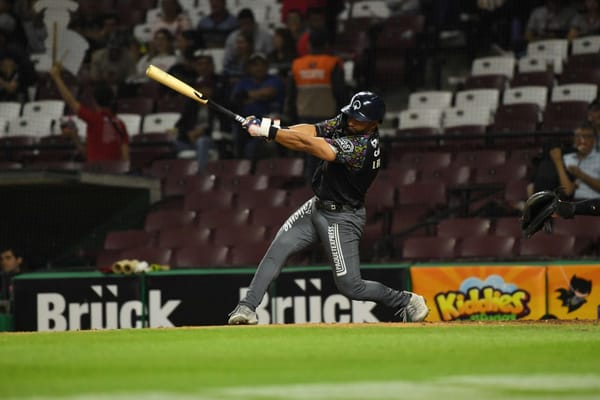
[257, 117, 271, 137]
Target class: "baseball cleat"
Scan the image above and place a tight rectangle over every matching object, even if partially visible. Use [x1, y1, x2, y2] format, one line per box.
[228, 304, 258, 325]
[395, 292, 429, 322]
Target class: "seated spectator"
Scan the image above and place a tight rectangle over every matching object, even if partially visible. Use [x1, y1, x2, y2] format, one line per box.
[536, 121, 600, 200]
[0, 53, 26, 102]
[222, 30, 253, 84]
[90, 31, 137, 86]
[525, 0, 576, 42]
[174, 29, 204, 64]
[149, 0, 193, 37]
[268, 27, 297, 78]
[196, 0, 238, 48]
[58, 116, 84, 158]
[567, 0, 600, 41]
[50, 63, 130, 162]
[296, 7, 328, 57]
[129, 28, 177, 83]
[223, 9, 273, 74]
[0, 29, 36, 89]
[230, 53, 285, 159]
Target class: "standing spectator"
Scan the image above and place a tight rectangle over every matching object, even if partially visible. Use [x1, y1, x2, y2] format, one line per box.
[0, 29, 36, 88]
[0, 0, 17, 38]
[568, 0, 600, 40]
[296, 7, 328, 57]
[287, 29, 346, 179]
[549, 121, 600, 200]
[231, 53, 285, 159]
[196, 0, 238, 48]
[222, 29, 253, 83]
[130, 28, 177, 83]
[268, 27, 297, 78]
[50, 63, 129, 162]
[525, 0, 577, 42]
[0, 53, 26, 101]
[13, 0, 47, 54]
[284, 9, 306, 43]
[150, 0, 193, 37]
[223, 9, 273, 74]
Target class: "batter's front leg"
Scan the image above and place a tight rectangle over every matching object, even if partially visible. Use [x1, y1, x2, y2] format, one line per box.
[239, 198, 319, 309]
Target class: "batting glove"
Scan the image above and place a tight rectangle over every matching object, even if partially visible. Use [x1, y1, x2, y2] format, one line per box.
[243, 116, 280, 139]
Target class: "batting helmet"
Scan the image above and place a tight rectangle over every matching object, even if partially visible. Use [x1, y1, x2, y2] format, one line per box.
[341, 91, 386, 122]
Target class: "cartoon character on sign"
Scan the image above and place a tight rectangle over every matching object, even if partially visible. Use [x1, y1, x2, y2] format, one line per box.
[556, 275, 592, 313]
[434, 275, 531, 321]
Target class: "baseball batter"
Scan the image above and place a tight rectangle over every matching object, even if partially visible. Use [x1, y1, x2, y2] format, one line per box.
[228, 91, 429, 324]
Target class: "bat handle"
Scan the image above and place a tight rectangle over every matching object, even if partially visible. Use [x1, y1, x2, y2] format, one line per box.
[207, 101, 245, 124]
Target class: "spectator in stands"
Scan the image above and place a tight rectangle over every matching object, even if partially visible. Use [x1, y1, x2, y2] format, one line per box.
[268, 27, 297, 78]
[58, 116, 84, 157]
[0, 246, 24, 301]
[296, 7, 328, 57]
[281, 0, 343, 41]
[0, 0, 17, 39]
[82, 13, 122, 57]
[549, 121, 600, 200]
[284, 9, 305, 43]
[0, 28, 36, 88]
[223, 9, 273, 75]
[170, 53, 224, 172]
[129, 28, 177, 83]
[168, 31, 203, 85]
[0, 53, 26, 101]
[525, 0, 577, 42]
[222, 29, 253, 83]
[90, 31, 137, 86]
[196, 0, 238, 48]
[50, 63, 130, 162]
[588, 98, 600, 131]
[174, 29, 203, 64]
[567, 0, 600, 40]
[286, 28, 346, 178]
[230, 53, 285, 159]
[13, 0, 47, 54]
[149, 0, 193, 37]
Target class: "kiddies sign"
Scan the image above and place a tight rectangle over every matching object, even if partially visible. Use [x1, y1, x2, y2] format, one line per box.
[411, 266, 546, 321]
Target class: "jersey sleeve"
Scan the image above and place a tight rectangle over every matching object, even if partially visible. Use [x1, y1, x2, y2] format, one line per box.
[77, 104, 97, 124]
[314, 117, 339, 138]
[324, 135, 369, 170]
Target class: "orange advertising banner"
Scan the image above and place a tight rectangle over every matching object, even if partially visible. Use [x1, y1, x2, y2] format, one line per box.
[547, 265, 600, 320]
[411, 266, 546, 322]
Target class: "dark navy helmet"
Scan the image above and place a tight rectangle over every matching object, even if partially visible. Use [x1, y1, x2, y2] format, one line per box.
[341, 91, 386, 122]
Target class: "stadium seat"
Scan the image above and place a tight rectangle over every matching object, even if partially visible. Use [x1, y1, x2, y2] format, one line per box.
[378, 166, 418, 186]
[0, 101, 22, 119]
[458, 235, 516, 258]
[518, 55, 559, 74]
[104, 230, 155, 250]
[196, 208, 251, 228]
[142, 112, 181, 133]
[82, 160, 131, 174]
[236, 189, 288, 208]
[408, 90, 453, 110]
[464, 75, 507, 91]
[229, 241, 271, 266]
[455, 89, 500, 111]
[184, 190, 235, 211]
[251, 206, 296, 231]
[551, 84, 598, 103]
[144, 209, 196, 232]
[7, 115, 54, 138]
[559, 68, 600, 86]
[474, 162, 528, 184]
[541, 101, 589, 131]
[184, 174, 218, 193]
[526, 39, 569, 71]
[212, 225, 268, 246]
[117, 113, 143, 136]
[219, 174, 270, 192]
[552, 216, 600, 241]
[157, 226, 212, 249]
[571, 35, 600, 54]
[518, 234, 575, 258]
[22, 100, 65, 118]
[287, 186, 314, 205]
[437, 218, 491, 238]
[398, 109, 443, 132]
[453, 149, 507, 168]
[394, 151, 452, 169]
[443, 106, 493, 133]
[172, 245, 229, 268]
[502, 86, 548, 111]
[418, 165, 471, 186]
[401, 236, 456, 260]
[116, 97, 154, 115]
[149, 158, 199, 179]
[490, 104, 540, 135]
[205, 159, 252, 176]
[339, 0, 391, 19]
[255, 157, 305, 179]
[397, 182, 447, 208]
[510, 71, 555, 88]
[471, 56, 515, 79]
[494, 217, 522, 237]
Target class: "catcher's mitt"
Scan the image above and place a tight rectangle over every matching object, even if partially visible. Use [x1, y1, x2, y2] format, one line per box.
[521, 190, 559, 238]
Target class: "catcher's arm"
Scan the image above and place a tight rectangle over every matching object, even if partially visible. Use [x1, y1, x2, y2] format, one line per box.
[557, 198, 600, 217]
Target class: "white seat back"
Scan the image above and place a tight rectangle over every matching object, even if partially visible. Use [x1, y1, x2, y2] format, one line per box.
[503, 86, 548, 110]
[444, 107, 493, 128]
[399, 109, 443, 130]
[408, 91, 453, 110]
[142, 112, 181, 133]
[455, 89, 500, 111]
[471, 56, 515, 79]
[118, 113, 143, 136]
[571, 35, 600, 55]
[551, 84, 598, 103]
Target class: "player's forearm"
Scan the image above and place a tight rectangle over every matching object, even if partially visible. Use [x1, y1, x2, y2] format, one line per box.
[275, 128, 335, 161]
[558, 198, 600, 217]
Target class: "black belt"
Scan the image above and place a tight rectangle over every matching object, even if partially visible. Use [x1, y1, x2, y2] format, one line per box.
[315, 198, 360, 212]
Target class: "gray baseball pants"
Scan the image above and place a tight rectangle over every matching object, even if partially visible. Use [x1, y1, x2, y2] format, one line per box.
[240, 197, 410, 310]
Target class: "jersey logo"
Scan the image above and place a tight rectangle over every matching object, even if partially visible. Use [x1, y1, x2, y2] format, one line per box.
[370, 138, 379, 148]
[352, 100, 362, 110]
[337, 138, 355, 152]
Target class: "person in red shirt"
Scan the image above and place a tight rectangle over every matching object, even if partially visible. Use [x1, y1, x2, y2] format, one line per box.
[49, 64, 129, 161]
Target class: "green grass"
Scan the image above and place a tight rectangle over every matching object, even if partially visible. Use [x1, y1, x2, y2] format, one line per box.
[1, 322, 599, 399]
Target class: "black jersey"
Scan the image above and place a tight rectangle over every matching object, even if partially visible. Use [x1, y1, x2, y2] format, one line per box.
[312, 114, 382, 208]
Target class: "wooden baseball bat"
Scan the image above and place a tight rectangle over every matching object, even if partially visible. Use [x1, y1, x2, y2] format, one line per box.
[145, 64, 245, 124]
